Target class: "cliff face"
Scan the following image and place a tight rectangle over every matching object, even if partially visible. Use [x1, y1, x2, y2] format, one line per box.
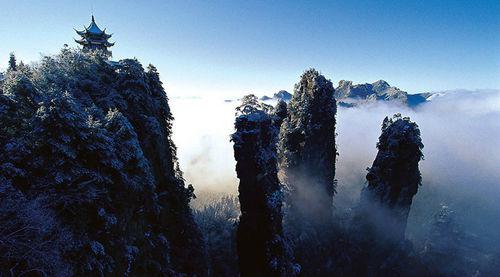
[279, 69, 337, 228]
[273, 100, 288, 129]
[0, 49, 205, 276]
[356, 114, 424, 242]
[231, 95, 295, 277]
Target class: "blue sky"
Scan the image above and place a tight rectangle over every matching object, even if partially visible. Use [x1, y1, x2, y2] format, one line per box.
[1, 0, 498, 97]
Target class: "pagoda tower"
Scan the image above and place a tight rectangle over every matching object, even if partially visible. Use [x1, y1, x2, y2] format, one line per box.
[75, 15, 114, 56]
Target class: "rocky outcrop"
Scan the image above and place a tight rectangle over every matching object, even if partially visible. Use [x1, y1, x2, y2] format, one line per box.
[355, 114, 424, 242]
[273, 100, 288, 129]
[279, 69, 337, 228]
[232, 95, 295, 277]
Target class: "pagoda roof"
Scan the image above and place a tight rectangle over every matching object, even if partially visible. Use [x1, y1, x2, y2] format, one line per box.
[75, 38, 115, 47]
[88, 16, 103, 33]
[75, 15, 112, 38]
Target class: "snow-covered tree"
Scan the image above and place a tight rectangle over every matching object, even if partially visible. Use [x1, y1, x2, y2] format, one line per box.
[278, 68, 337, 228]
[0, 179, 73, 276]
[194, 194, 240, 277]
[232, 95, 297, 276]
[8, 52, 16, 71]
[273, 99, 288, 129]
[114, 59, 206, 274]
[0, 48, 206, 275]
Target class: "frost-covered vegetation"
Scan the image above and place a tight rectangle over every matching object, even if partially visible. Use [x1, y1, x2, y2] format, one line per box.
[193, 193, 239, 277]
[223, 70, 498, 276]
[354, 114, 424, 242]
[279, 69, 337, 229]
[1, 51, 498, 276]
[0, 49, 205, 275]
[231, 95, 297, 276]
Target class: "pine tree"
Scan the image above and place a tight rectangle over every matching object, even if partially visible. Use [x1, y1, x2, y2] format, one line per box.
[232, 95, 296, 277]
[278, 68, 337, 228]
[8, 52, 16, 71]
[193, 195, 240, 277]
[0, 49, 207, 275]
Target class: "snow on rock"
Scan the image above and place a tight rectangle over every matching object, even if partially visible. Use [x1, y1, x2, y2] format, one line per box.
[279, 68, 337, 229]
[232, 94, 297, 276]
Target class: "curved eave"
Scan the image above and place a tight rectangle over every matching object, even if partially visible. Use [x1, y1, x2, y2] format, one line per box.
[92, 39, 112, 44]
[76, 30, 112, 39]
[102, 30, 112, 39]
[75, 28, 87, 36]
[74, 38, 89, 45]
[77, 39, 114, 47]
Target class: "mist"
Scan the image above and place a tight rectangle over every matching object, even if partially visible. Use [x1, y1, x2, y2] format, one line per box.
[170, 89, 500, 249]
[334, 90, 500, 250]
[171, 97, 239, 194]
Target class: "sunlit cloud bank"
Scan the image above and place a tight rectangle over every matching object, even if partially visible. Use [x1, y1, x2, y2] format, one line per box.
[334, 90, 500, 247]
[170, 90, 500, 246]
[171, 97, 239, 194]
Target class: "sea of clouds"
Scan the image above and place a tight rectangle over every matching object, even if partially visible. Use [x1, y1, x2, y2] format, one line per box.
[170, 89, 500, 248]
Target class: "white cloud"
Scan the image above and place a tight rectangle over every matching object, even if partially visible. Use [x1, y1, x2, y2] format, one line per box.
[170, 90, 500, 247]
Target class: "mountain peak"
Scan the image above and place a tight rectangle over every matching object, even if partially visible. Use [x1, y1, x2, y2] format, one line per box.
[260, 90, 292, 101]
[372, 80, 390, 92]
[338, 80, 353, 87]
[334, 79, 413, 106]
[273, 90, 292, 101]
[373, 79, 389, 86]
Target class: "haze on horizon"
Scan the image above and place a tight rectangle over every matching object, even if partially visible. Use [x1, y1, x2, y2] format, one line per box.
[1, 0, 499, 97]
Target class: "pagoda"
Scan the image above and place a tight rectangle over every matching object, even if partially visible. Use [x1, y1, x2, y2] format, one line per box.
[75, 15, 114, 56]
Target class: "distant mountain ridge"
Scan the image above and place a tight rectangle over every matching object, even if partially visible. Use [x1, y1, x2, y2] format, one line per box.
[260, 90, 292, 101]
[232, 82, 497, 108]
[257, 80, 429, 107]
[335, 80, 429, 107]
[224, 91, 292, 103]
